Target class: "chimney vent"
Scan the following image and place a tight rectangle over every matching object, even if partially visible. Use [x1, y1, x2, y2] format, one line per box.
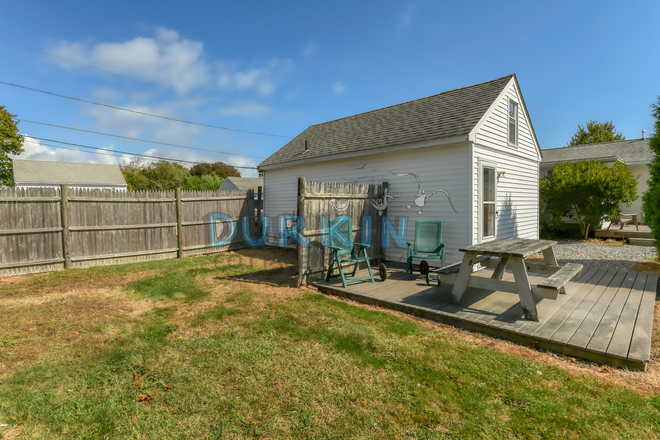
[304, 140, 308, 152]
[642, 129, 646, 140]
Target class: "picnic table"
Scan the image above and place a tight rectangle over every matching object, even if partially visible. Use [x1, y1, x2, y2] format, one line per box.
[435, 238, 582, 321]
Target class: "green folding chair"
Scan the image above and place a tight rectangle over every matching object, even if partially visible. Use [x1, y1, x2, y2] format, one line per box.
[406, 220, 445, 285]
[325, 216, 375, 288]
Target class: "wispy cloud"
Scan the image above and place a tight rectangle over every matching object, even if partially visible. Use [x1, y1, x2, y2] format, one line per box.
[219, 103, 273, 116]
[301, 40, 319, 57]
[50, 28, 211, 92]
[217, 59, 291, 96]
[398, 3, 417, 31]
[333, 81, 345, 95]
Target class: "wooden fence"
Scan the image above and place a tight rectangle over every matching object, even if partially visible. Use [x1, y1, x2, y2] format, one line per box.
[0, 186, 258, 277]
[296, 178, 386, 286]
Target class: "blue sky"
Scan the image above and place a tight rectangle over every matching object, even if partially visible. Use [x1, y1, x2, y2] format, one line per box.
[1, 0, 659, 177]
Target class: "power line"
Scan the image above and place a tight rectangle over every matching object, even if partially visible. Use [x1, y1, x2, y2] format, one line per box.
[17, 135, 257, 168]
[19, 119, 266, 159]
[0, 80, 294, 139]
[0, 36, 309, 121]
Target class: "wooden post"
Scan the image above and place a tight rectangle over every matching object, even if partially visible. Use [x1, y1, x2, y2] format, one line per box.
[257, 185, 262, 235]
[60, 184, 72, 269]
[379, 181, 388, 266]
[295, 177, 306, 287]
[176, 187, 184, 259]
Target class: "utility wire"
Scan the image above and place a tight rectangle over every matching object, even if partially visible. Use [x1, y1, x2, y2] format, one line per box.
[19, 119, 266, 159]
[16, 134, 257, 168]
[0, 36, 309, 121]
[0, 80, 294, 138]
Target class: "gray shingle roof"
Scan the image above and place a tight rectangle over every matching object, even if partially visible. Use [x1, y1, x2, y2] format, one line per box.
[219, 176, 262, 192]
[541, 138, 653, 164]
[259, 74, 515, 168]
[12, 159, 127, 186]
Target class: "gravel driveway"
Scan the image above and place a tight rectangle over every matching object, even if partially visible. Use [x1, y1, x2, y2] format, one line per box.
[547, 241, 657, 272]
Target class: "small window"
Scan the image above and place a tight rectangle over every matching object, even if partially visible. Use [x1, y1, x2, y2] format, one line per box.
[508, 100, 518, 145]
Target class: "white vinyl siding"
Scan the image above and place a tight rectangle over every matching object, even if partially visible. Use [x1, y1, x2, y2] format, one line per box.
[263, 142, 472, 265]
[472, 81, 540, 244]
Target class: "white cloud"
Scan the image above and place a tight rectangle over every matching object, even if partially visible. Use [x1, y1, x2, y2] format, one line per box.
[301, 40, 319, 57]
[217, 59, 291, 96]
[12, 136, 118, 165]
[218, 103, 273, 116]
[50, 27, 210, 92]
[333, 81, 345, 95]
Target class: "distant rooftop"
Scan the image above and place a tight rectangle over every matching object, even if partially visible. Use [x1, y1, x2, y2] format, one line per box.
[541, 138, 653, 164]
[219, 176, 262, 192]
[12, 159, 127, 187]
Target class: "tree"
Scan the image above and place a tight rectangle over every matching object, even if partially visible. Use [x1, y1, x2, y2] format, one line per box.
[540, 159, 639, 239]
[0, 106, 24, 186]
[642, 95, 660, 252]
[567, 120, 625, 146]
[120, 160, 225, 191]
[190, 161, 240, 179]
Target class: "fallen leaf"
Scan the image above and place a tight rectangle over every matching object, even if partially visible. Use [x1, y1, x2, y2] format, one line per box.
[370, 353, 377, 357]
[602, 365, 612, 373]
[178, 420, 182, 426]
[164, 384, 171, 392]
[567, 357, 576, 363]
[96, 345, 104, 349]
[137, 394, 154, 402]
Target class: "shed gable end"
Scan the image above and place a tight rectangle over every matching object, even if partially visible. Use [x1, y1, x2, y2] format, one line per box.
[472, 79, 540, 161]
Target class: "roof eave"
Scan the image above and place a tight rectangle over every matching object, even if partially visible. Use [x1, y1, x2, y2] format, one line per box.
[258, 134, 470, 171]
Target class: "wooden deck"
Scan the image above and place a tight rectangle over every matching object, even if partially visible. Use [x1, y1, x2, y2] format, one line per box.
[314, 265, 658, 370]
[595, 224, 652, 239]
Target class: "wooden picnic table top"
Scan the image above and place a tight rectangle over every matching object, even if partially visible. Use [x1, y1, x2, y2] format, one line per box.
[459, 237, 557, 259]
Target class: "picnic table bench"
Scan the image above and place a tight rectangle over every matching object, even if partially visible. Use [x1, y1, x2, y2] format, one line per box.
[434, 238, 582, 321]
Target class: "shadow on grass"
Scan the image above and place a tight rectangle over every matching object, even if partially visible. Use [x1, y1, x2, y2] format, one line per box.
[125, 270, 210, 301]
[213, 263, 296, 288]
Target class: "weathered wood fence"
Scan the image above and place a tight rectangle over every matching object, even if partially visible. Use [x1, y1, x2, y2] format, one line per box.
[296, 178, 387, 286]
[0, 186, 259, 277]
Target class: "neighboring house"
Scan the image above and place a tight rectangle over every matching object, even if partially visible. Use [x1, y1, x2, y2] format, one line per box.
[540, 137, 652, 223]
[219, 176, 262, 193]
[12, 159, 127, 190]
[258, 74, 542, 265]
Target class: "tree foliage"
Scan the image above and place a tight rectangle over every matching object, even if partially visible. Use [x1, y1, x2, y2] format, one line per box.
[540, 159, 638, 239]
[567, 120, 626, 146]
[120, 160, 225, 191]
[0, 105, 24, 187]
[189, 161, 240, 179]
[642, 95, 660, 251]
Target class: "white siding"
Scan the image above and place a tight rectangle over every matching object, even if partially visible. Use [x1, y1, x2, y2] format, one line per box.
[472, 81, 540, 243]
[263, 142, 472, 265]
[627, 164, 650, 222]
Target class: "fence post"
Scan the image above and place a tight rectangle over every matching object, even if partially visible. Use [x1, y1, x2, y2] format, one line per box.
[379, 181, 388, 266]
[60, 184, 72, 269]
[295, 177, 306, 287]
[176, 187, 184, 259]
[257, 185, 262, 236]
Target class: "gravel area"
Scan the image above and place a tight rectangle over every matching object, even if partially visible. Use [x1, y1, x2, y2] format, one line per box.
[544, 241, 658, 272]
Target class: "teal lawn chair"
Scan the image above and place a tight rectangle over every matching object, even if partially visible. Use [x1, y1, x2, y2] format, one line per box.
[325, 216, 375, 288]
[406, 220, 445, 285]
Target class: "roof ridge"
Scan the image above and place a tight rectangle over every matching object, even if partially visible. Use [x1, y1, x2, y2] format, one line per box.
[12, 158, 121, 167]
[308, 74, 516, 128]
[542, 138, 647, 151]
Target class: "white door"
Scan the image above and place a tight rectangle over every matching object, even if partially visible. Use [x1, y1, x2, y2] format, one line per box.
[479, 160, 497, 243]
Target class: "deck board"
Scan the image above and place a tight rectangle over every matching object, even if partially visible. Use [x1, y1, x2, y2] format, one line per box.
[314, 265, 656, 370]
[628, 273, 659, 362]
[606, 273, 648, 360]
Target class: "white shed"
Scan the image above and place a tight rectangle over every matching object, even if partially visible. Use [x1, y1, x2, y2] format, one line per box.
[258, 74, 542, 266]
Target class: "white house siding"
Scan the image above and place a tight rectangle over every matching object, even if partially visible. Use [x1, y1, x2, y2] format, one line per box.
[628, 164, 650, 222]
[263, 142, 472, 265]
[471, 81, 540, 243]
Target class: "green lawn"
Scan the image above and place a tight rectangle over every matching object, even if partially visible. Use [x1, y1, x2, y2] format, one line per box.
[0, 248, 659, 439]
